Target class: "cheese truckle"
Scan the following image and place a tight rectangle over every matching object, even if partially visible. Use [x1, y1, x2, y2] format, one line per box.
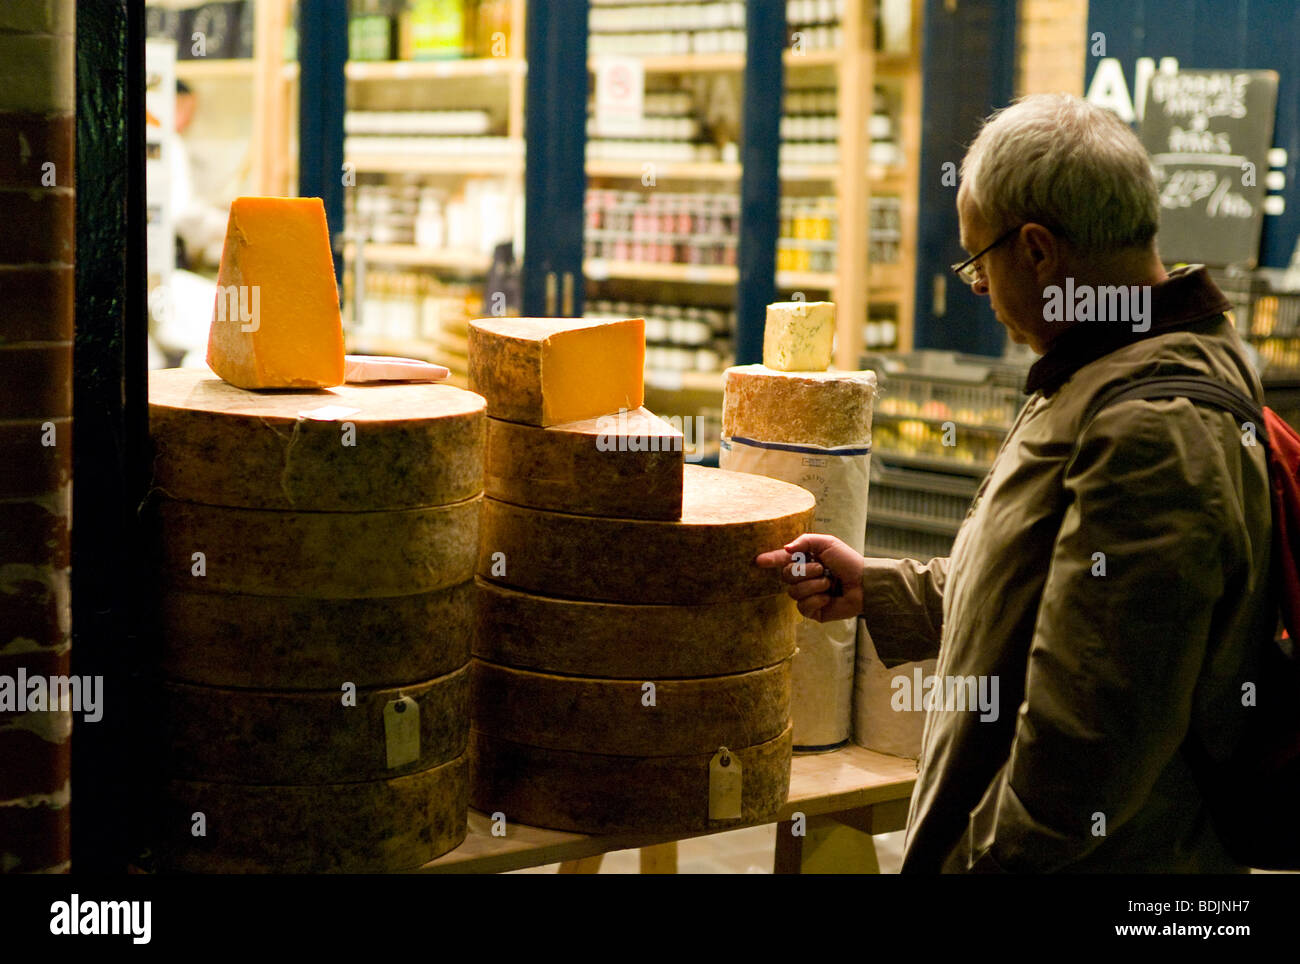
[205, 196, 346, 389]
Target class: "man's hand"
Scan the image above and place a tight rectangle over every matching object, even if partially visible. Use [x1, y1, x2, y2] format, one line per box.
[756, 533, 865, 621]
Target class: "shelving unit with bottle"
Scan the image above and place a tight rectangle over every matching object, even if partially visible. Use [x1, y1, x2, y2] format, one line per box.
[147, 0, 300, 201]
[585, 0, 923, 419]
[340, 0, 526, 385]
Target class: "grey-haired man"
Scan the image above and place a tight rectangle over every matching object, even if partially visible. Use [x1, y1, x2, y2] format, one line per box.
[759, 93, 1273, 872]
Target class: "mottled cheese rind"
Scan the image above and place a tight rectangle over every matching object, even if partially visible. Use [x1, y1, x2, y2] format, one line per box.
[205, 196, 346, 389]
[473, 579, 796, 678]
[156, 496, 479, 598]
[469, 726, 792, 834]
[763, 301, 836, 371]
[471, 658, 790, 757]
[159, 666, 468, 784]
[477, 464, 814, 605]
[148, 368, 485, 511]
[468, 316, 645, 426]
[484, 407, 683, 520]
[159, 581, 473, 689]
[722, 364, 877, 448]
[154, 754, 468, 873]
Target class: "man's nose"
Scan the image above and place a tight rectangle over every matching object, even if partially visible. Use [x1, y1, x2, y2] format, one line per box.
[973, 277, 990, 297]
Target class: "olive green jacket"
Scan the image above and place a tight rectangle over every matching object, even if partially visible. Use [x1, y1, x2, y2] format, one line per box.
[862, 266, 1275, 872]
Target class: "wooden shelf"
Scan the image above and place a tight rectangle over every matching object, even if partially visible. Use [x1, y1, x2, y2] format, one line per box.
[586, 259, 735, 285]
[644, 368, 724, 393]
[418, 744, 916, 874]
[344, 243, 491, 273]
[783, 48, 843, 69]
[586, 159, 838, 181]
[175, 58, 255, 78]
[584, 260, 888, 293]
[781, 163, 840, 181]
[587, 159, 739, 180]
[345, 154, 523, 175]
[620, 47, 841, 74]
[866, 165, 910, 191]
[346, 57, 525, 81]
[777, 270, 838, 290]
[176, 59, 299, 80]
[345, 332, 440, 359]
[867, 262, 907, 291]
[874, 52, 915, 76]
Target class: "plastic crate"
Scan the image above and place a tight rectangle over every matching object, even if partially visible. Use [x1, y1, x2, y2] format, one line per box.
[864, 350, 1028, 469]
[867, 460, 978, 534]
[865, 350, 1027, 431]
[1211, 268, 1300, 372]
[863, 522, 955, 561]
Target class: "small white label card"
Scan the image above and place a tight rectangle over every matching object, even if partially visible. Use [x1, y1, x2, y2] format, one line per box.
[383, 696, 420, 769]
[709, 746, 743, 820]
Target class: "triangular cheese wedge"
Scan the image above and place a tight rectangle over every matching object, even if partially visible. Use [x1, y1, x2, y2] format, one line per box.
[206, 196, 345, 389]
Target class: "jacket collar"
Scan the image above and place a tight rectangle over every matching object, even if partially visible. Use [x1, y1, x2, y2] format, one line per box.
[1024, 265, 1234, 396]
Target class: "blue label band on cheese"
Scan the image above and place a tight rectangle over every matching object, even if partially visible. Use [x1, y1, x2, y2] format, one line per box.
[722, 436, 872, 457]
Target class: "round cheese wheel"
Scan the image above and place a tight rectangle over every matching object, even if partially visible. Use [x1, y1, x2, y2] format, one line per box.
[148, 368, 485, 511]
[154, 754, 467, 873]
[159, 665, 468, 784]
[477, 465, 814, 605]
[473, 579, 796, 678]
[469, 727, 791, 835]
[485, 408, 683, 520]
[155, 495, 479, 598]
[471, 657, 790, 756]
[159, 581, 473, 689]
[722, 364, 877, 448]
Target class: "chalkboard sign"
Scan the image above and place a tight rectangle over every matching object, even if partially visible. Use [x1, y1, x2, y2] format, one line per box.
[1139, 69, 1278, 268]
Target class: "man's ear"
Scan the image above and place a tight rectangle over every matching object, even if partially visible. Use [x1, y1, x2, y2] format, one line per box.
[1020, 223, 1060, 282]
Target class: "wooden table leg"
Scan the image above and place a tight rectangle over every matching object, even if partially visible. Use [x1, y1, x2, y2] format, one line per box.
[557, 854, 605, 874]
[639, 841, 678, 874]
[774, 812, 884, 874]
[773, 818, 803, 874]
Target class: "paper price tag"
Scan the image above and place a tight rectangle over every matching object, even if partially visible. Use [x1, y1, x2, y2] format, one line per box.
[708, 746, 743, 820]
[383, 696, 420, 769]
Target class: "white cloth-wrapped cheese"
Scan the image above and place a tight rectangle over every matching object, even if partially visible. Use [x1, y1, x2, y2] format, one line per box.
[721, 364, 877, 750]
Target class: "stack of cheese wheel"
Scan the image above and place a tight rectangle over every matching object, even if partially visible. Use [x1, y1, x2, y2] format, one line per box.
[721, 302, 877, 751]
[146, 368, 484, 872]
[468, 317, 815, 834]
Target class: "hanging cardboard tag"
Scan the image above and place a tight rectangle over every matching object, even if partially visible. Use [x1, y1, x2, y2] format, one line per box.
[383, 696, 420, 769]
[709, 746, 743, 820]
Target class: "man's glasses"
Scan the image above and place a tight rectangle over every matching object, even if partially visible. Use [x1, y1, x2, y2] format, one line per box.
[951, 224, 1023, 287]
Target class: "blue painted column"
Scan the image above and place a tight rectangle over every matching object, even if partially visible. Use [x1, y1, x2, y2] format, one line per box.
[523, 0, 590, 317]
[298, 0, 348, 280]
[736, 0, 786, 365]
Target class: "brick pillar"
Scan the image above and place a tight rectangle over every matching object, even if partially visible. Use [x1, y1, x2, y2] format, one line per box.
[0, 0, 75, 874]
[1017, 0, 1089, 97]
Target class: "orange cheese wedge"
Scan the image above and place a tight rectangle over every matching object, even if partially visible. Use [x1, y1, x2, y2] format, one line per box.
[468, 317, 645, 426]
[205, 196, 345, 389]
